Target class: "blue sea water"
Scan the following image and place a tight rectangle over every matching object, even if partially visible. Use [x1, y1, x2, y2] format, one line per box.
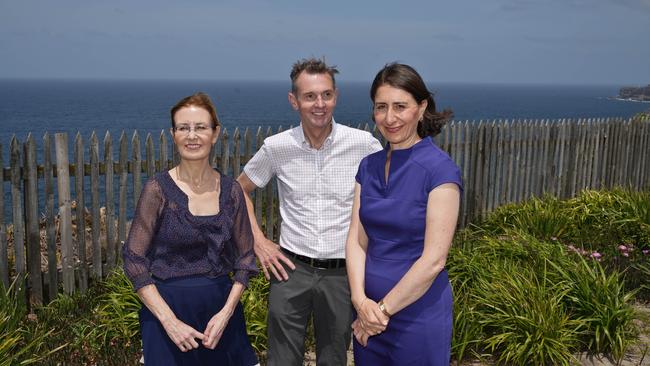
[1, 79, 648, 160]
[1, 79, 649, 222]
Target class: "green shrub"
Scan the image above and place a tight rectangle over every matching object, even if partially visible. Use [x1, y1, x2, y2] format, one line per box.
[451, 291, 482, 362]
[634, 261, 650, 294]
[475, 189, 650, 299]
[448, 227, 638, 363]
[474, 263, 583, 365]
[566, 190, 650, 250]
[90, 270, 141, 347]
[552, 257, 636, 359]
[448, 242, 486, 361]
[241, 272, 270, 353]
[479, 189, 650, 254]
[33, 273, 141, 365]
[0, 278, 64, 366]
[480, 195, 571, 242]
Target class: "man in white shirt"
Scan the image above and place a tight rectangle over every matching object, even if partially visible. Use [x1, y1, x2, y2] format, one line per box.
[237, 58, 382, 366]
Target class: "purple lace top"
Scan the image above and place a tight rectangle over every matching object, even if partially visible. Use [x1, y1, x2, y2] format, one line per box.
[122, 170, 258, 291]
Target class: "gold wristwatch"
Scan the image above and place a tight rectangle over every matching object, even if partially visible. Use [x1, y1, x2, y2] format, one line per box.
[378, 299, 392, 317]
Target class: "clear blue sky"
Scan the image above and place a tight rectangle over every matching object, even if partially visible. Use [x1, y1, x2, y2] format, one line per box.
[1, 0, 649, 85]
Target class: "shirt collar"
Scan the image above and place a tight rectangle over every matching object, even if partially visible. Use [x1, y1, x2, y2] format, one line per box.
[295, 118, 338, 150]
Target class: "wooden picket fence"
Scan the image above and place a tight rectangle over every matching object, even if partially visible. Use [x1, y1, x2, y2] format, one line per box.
[1, 117, 649, 305]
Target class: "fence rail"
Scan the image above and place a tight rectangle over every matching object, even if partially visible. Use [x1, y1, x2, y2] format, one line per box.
[1, 117, 649, 304]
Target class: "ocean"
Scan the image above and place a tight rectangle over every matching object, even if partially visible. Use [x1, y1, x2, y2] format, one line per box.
[0, 79, 648, 221]
[1, 79, 649, 159]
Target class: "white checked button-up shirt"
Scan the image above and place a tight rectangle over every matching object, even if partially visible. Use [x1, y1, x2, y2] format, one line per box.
[244, 120, 382, 259]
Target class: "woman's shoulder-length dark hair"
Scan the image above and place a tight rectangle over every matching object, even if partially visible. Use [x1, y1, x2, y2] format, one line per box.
[370, 63, 452, 138]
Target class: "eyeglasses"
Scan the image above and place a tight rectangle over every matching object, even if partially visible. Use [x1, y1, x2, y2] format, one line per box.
[173, 124, 214, 135]
[298, 90, 336, 102]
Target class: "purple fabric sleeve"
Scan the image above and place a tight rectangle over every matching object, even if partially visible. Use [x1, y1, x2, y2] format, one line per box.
[427, 158, 463, 193]
[229, 181, 259, 287]
[122, 178, 163, 291]
[355, 156, 369, 184]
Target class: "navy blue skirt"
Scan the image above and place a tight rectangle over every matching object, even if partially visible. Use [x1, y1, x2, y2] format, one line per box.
[139, 275, 258, 366]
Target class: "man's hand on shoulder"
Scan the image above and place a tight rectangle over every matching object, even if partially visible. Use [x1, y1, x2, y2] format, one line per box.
[254, 236, 295, 281]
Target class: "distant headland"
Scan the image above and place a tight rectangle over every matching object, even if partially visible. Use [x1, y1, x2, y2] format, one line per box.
[616, 84, 650, 102]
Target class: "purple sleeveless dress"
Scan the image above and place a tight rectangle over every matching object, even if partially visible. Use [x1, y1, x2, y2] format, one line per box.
[353, 137, 463, 366]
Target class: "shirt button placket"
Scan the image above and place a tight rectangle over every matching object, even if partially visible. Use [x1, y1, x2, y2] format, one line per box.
[316, 149, 323, 248]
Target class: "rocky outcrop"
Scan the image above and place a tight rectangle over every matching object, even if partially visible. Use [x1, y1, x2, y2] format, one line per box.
[618, 85, 650, 101]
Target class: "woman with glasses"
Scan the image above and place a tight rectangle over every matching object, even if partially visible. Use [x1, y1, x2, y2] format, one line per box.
[122, 92, 259, 365]
[346, 64, 462, 365]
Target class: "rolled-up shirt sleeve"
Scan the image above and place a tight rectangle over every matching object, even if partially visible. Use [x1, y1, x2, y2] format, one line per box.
[229, 180, 259, 287]
[243, 143, 274, 189]
[122, 178, 163, 291]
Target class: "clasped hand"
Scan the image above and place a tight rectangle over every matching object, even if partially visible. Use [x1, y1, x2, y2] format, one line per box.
[162, 310, 232, 352]
[352, 298, 389, 347]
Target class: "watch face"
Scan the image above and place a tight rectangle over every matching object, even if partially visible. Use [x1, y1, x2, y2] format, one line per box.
[378, 301, 391, 317]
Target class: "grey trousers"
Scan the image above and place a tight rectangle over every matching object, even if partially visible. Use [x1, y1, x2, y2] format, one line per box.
[266, 259, 353, 366]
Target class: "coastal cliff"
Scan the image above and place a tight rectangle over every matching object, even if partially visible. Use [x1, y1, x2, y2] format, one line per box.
[618, 84, 650, 101]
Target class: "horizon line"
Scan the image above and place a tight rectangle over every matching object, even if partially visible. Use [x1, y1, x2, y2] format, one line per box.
[0, 76, 645, 88]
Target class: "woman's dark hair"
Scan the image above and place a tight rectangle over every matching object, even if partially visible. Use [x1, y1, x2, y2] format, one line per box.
[170, 92, 220, 129]
[370, 63, 452, 138]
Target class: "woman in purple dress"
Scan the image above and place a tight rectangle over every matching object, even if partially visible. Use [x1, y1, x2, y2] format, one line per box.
[122, 92, 259, 365]
[346, 64, 462, 365]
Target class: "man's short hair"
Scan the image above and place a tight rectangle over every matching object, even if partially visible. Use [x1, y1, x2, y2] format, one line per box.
[290, 57, 339, 94]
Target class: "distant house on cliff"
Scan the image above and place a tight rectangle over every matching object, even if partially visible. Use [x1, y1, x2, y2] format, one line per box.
[618, 85, 650, 101]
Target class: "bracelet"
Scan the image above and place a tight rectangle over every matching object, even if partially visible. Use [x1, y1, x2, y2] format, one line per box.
[377, 299, 392, 317]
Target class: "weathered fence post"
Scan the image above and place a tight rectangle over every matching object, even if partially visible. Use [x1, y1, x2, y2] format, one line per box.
[24, 134, 43, 304]
[254, 127, 264, 227]
[233, 128, 241, 178]
[220, 129, 230, 174]
[104, 132, 116, 272]
[118, 132, 128, 261]
[159, 131, 169, 173]
[474, 122, 486, 219]
[146, 134, 155, 179]
[10, 137, 26, 296]
[265, 127, 276, 240]
[460, 121, 472, 227]
[90, 132, 102, 278]
[43, 133, 57, 298]
[74, 133, 88, 292]
[54, 133, 75, 294]
[132, 131, 142, 204]
[0, 144, 7, 288]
